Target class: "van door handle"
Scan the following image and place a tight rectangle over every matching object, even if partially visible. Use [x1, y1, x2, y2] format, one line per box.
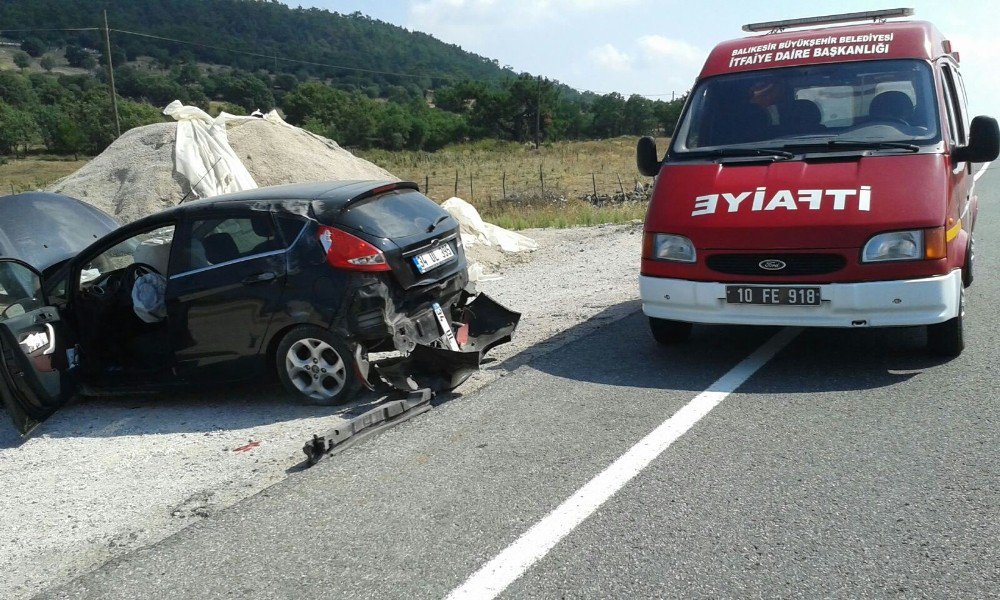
[242, 272, 277, 284]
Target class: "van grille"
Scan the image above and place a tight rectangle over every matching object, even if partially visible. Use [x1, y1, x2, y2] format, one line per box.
[706, 253, 847, 276]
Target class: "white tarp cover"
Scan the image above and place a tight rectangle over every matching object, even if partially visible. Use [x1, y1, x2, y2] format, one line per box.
[163, 100, 258, 200]
[440, 197, 539, 252]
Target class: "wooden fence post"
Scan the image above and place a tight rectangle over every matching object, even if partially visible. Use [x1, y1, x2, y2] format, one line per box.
[424, 175, 429, 194]
[502, 171, 507, 200]
[469, 172, 474, 202]
[616, 173, 625, 195]
[454, 169, 459, 197]
[539, 163, 544, 193]
[591, 173, 597, 197]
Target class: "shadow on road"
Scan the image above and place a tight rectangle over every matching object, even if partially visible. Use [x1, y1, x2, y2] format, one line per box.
[527, 308, 951, 395]
[0, 300, 953, 449]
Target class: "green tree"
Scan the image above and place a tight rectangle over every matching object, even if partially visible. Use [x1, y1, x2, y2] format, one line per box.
[13, 52, 30, 71]
[589, 93, 627, 138]
[0, 71, 37, 107]
[623, 94, 656, 136]
[39, 55, 56, 72]
[0, 103, 39, 156]
[19, 37, 45, 58]
[654, 95, 686, 136]
[34, 105, 86, 159]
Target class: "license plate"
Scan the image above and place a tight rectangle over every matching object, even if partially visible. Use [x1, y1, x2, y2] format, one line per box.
[726, 285, 821, 306]
[412, 244, 455, 274]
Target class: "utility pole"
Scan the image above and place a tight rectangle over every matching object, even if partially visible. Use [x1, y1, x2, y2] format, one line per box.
[103, 10, 121, 138]
[534, 75, 541, 150]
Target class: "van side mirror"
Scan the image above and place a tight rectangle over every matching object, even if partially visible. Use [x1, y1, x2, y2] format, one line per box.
[636, 136, 661, 177]
[953, 116, 1000, 163]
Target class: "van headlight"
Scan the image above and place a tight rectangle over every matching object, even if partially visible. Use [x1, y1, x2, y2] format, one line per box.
[644, 233, 696, 263]
[862, 230, 923, 262]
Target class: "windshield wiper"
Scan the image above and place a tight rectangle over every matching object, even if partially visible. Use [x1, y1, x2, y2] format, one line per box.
[427, 215, 450, 233]
[681, 147, 794, 160]
[783, 140, 920, 153]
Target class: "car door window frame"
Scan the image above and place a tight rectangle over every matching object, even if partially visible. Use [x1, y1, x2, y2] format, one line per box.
[0, 258, 46, 321]
[170, 211, 296, 280]
[68, 220, 178, 299]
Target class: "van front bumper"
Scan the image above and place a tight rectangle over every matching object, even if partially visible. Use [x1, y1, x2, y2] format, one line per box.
[639, 271, 962, 328]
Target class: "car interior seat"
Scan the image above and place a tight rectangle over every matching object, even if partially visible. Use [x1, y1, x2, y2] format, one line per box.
[712, 101, 771, 145]
[783, 99, 825, 135]
[132, 238, 172, 274]
[869, 91, 914, 123]
[202, 233, 240, 265]
[249, 216, 283, 254]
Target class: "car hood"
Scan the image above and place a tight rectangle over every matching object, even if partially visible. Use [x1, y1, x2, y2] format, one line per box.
[647, 153, 948, 250]
[0, 192, 120, 272]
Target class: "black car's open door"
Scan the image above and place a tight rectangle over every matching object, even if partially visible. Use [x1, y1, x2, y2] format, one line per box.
[0, 259, 74, 435]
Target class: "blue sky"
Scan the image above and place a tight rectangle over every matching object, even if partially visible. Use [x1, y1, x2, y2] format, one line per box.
[288, 1, 998, 118]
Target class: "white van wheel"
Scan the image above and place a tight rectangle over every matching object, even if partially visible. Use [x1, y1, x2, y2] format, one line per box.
[649, 317, 692, 345]
[927, 289, 965, 357]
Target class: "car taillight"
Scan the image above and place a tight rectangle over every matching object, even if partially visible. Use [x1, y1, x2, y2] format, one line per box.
[317, 226, 390, 272]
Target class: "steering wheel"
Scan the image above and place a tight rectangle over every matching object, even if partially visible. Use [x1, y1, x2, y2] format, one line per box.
[84, 269, 123, 298]
[123, 262, 160, 286]
[112, 262, 161, 309]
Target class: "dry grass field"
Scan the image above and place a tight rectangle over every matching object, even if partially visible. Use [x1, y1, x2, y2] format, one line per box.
[3, 137, 666, 229]
[0, 156, 88, 195]
[359, 137, 668, 229]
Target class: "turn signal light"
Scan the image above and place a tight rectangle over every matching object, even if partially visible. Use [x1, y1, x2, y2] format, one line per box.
[317, 226, 391, 272]
[924, 226, 946, 260]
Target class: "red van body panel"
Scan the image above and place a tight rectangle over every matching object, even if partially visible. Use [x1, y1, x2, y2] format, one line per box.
[701, 21, 948, 78]
[642, 154, 962, 283]
[640, 18, 978, 333]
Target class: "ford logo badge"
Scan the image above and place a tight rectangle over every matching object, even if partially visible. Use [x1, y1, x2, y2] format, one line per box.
[759, 259, 787, 271]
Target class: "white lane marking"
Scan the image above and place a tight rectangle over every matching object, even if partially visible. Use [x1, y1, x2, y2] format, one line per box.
[974, 162, 991, 182]
[446, 326, 802, 600]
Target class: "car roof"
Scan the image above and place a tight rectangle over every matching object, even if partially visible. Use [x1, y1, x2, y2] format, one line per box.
[184, 180, 400, 207]
[0, 192, 120, 271]
[701, 20, 949, 79]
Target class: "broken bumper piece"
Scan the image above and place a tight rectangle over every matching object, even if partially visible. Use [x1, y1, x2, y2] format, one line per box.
[302, 389, 433, 467]
[374, 293, 520, 393]
[302, 294, 519, 467]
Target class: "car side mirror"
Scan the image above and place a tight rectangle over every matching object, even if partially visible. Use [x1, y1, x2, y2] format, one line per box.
[636, 136, 661, 177]
[953, 115, 1000, 163]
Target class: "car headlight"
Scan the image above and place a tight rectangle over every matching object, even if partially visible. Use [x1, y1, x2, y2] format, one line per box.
[644, 233, 696, 263]
[862, 230, 923, 262]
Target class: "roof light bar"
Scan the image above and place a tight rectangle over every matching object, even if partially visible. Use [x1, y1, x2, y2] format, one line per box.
[743, 8, 914, 33]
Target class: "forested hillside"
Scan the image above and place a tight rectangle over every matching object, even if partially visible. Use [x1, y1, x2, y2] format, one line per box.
[0, 0, 686, 157]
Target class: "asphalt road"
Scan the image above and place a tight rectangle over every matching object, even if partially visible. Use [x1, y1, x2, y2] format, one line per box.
[43, 167, 999, 599]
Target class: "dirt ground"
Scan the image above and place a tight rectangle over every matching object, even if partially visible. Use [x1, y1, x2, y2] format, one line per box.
[0, 222, 642, 599]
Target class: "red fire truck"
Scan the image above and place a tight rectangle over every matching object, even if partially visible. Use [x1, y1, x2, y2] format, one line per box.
[637, 8, 999, 356]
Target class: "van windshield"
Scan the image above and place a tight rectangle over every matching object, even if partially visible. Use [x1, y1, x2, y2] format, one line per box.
[671, 59, 940, 155]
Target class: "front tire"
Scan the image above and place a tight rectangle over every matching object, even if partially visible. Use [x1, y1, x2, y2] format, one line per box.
[275, 326, 361, 405]
[927, 289, 964, 357]
[649, 317, 692, 345]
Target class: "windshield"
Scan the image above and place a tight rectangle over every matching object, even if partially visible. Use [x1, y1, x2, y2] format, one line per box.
[671, 59, 940, 155]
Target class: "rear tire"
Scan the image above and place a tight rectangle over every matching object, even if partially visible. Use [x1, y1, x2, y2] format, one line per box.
[649, 317, 692, 345]
[275, 326, 361, 405]
[927, 288, 964, 357]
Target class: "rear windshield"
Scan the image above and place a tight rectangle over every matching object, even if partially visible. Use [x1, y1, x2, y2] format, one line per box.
[672, 59, 940, 154]
[338, 190, 451, 239]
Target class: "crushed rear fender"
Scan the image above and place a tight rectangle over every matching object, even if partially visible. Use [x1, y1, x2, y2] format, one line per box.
[373, 293, 520, 393]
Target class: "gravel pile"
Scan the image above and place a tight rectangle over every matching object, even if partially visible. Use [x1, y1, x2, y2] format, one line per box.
[0, 223, 641, 599]
[48, 119, 395, 223]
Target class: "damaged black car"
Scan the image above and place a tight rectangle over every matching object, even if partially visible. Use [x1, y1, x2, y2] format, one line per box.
[0, 181, 519, 435]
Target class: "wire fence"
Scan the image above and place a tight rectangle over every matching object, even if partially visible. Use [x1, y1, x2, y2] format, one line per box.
[415, 169, 651, 207]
